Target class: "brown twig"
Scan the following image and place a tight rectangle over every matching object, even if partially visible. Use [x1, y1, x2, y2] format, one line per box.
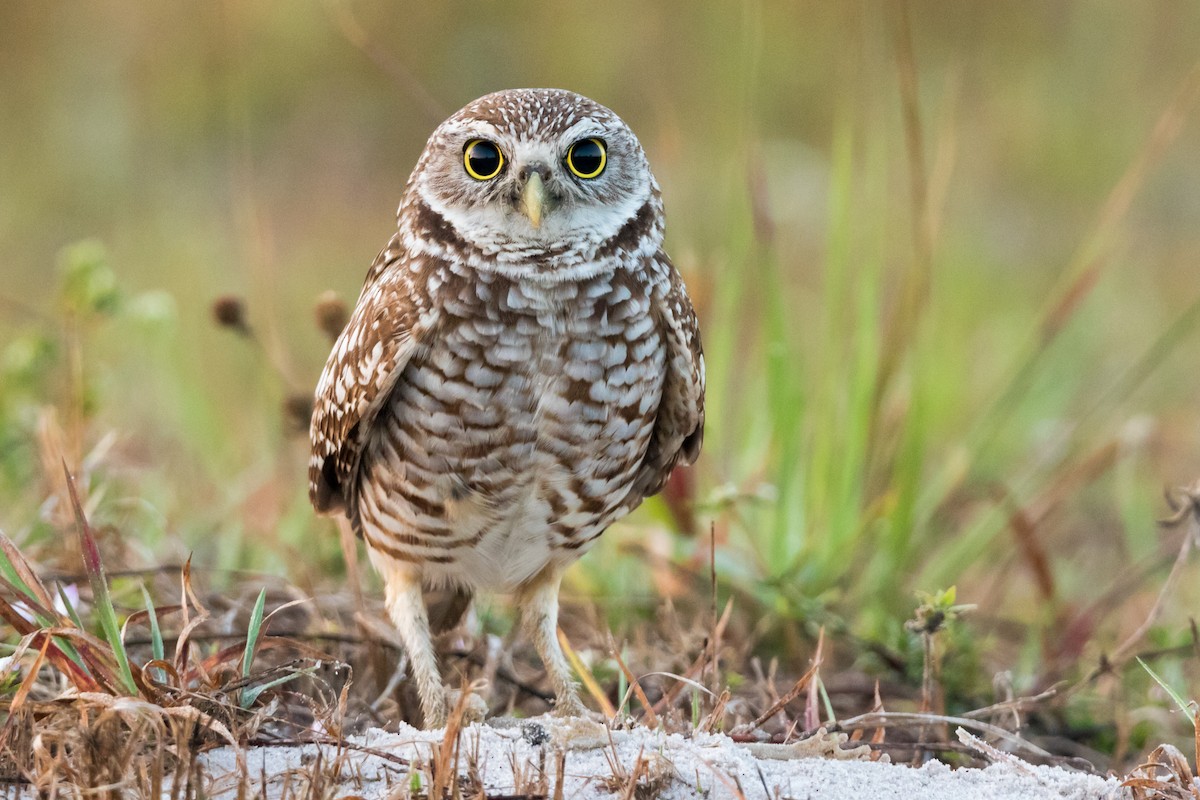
[608, 633, 658, 728]
[836, 711, 1058, 762]
[735, 653, 821, 734]
[1104, 482, 1200, 670]
[650, 598, 733, 716]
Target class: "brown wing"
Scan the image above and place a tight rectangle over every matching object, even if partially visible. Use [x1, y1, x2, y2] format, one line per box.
[628, 254, 705, 504]
[308, 236, 439, 517]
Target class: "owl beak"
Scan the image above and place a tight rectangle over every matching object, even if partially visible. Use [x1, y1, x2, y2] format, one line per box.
[520, 171, 547, 229]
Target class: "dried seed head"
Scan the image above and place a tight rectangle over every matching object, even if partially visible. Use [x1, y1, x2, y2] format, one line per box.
[212, 295, 250, 335]
[314, 291, 349, 343]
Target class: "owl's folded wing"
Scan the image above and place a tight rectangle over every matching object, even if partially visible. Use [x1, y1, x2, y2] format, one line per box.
[308, 243, 438, 518]
[629, 256, 706, 504]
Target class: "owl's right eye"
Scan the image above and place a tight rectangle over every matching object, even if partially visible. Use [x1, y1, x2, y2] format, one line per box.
[463, 140, 504, 180]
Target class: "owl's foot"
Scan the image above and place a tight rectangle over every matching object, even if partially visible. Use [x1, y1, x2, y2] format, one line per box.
[540, 689, 606, 748]
[552, 690, 588, 718]
[421, 704, 445, 730]
[444, 685, 489, 727]
[417, 685, 487, 730]
[546, 714, 609, 750]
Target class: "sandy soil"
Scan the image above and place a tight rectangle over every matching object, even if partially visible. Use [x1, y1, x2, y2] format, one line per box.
[198, 719, 1131, 799]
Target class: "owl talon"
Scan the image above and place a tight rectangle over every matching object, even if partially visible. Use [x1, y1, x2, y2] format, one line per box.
[547, 713, 610, 750]
[552, 691, 588, 718]
[423, 705, 447, 730]
[445, 687, 489, 725]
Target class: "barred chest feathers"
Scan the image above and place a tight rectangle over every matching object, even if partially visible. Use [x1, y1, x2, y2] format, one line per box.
[355, 259, 666, 591]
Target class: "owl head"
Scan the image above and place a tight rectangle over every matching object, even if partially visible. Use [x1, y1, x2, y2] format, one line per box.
[404, 89, 661, 261]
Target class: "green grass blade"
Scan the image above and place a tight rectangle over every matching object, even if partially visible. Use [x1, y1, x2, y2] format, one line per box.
[141, 585, 166, 683]
[240, 587, 267, 708]
[0, 545, 34, 604]
[57, 585, 86, 631]
[240, 663, 316, 708]
[1136, 656, 1195, 717]
[62, 463, 138, 695]
[52, 584, 90, 670]
[818, 674, 836, 725]
[0, 529, 57, 612]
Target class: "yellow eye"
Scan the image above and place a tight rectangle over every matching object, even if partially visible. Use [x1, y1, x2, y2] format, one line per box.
[566, 138, 606, 179]
[463, 139, 504, 180]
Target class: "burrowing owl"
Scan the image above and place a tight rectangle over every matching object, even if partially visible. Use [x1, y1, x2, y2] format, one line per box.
[309, 88, 705, 728]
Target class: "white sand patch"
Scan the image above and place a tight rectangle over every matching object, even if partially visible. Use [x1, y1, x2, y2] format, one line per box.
[198, 720, 1130, 799]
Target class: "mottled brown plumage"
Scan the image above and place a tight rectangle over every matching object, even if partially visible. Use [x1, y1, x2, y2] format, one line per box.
[309, 89, 704, 728]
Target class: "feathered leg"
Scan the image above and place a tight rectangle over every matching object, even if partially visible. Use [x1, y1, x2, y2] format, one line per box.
[373, 555, 447, 728]
[516, 565, 586, 716]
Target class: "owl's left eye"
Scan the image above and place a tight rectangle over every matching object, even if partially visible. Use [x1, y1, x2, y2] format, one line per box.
[464, 139, 504, 180]
[565, 138, 606, 179]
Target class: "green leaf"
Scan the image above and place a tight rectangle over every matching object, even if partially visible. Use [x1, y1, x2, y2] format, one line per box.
[58, 240, 120, 317]
[240, 588, 267, 708]
[1137, 656, 1196, 717]
[141, 585, 166, 683]
[239, 664, 316, 708]
[58, 585, 86, 630]
[52, 585, 91, 671]
[63, 464, 137, 694]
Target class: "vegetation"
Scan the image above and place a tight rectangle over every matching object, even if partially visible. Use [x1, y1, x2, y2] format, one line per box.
[3, 1, 1200, 794]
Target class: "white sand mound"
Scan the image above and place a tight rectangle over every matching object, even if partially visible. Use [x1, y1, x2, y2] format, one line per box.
[199, 719, 1130, 799]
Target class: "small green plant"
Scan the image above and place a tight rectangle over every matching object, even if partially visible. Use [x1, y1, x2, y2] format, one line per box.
[906, 586, 975, 714]
[141, 585, 166, 683]
[1137, 656, 1200, 767]
[0, 467, 305, 716]
[239, 587, 267, 708]
[63, 464, 138, 694]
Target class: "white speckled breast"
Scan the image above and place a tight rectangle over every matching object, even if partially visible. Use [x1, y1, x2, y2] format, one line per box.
[356, 261, 665, 591]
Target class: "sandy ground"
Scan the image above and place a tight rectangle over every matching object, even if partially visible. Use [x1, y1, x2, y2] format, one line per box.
[198, 719, 1131, 799]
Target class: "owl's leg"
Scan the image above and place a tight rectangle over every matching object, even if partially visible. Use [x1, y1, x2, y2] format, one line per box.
[516, 565, 587, 717]
[379, 564, 446, 728]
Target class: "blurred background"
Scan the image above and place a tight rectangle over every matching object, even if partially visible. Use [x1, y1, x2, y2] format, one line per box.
[3, 0, 1200, 764]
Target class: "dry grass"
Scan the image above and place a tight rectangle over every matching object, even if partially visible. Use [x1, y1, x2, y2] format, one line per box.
[7, 409, 1200, 795]
[5, 489, 1200, 796]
